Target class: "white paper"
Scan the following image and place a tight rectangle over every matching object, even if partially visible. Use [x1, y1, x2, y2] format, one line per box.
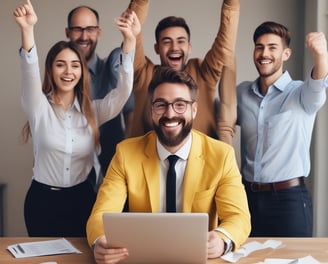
[221, 240, 283, 263]
[221, 240, 323, 264]
[7, 238, 82, 258]
[256, 255, 322, 264]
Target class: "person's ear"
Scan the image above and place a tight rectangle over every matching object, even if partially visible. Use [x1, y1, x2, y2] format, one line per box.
[65, 28, 70, 38]
[188, 43, 192, 56]
[97, 27, 103, 38]
[154, 43, 159, 54]
[282, 47, 292, 62]
[192, 101, 197, 119]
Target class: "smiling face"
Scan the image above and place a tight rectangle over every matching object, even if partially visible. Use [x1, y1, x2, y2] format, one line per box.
[66, 7, 101, 63]
[253, 33, 291, 83]
[151, 82, 197, 152]
[154, 26, 192, 71]
[52, 48, 82, 98]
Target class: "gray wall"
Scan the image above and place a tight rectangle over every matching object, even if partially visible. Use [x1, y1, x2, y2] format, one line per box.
[0, 0, 308, 236]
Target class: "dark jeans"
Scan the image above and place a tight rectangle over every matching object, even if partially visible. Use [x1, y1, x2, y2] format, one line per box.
[24, 179, 96, 237]
[245, 184, 313, 237]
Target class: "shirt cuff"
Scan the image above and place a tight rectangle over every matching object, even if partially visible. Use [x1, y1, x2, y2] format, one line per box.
[19, 45, 38, 64]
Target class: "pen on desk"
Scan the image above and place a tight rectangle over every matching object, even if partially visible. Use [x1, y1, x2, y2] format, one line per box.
[17, 244, 25, 254]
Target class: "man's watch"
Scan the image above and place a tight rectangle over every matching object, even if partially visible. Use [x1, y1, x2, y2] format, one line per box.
[223, 238, 233, 255]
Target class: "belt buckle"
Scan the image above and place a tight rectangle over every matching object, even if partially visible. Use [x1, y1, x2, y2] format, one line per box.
[50, 187, 62, 191]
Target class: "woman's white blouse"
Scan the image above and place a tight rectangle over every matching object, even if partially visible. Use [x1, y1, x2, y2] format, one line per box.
[19, 46, 134, 187]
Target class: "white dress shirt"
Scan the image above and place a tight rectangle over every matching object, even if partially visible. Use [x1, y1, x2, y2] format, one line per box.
[19, 46, 134, 187]
[156, 134, 192, 212]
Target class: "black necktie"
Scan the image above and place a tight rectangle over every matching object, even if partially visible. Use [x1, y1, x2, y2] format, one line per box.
[166, 155, 179, 213]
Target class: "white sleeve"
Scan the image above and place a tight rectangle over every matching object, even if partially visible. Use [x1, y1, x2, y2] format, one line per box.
[93, 49, 135, 126]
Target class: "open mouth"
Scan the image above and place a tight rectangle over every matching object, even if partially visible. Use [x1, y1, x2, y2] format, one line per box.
[160, 117, 184, 129]
[76, 41, 90, 51]
[61, 77, 74, 82]
[163, 120, 180, 127]
[258, 59, 272, 65]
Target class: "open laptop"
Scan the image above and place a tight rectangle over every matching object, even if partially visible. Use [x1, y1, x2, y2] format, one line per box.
[102, 212, 208, 264]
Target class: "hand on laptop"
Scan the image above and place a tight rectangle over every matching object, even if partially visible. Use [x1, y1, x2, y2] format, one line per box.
[207, 231, 225, 258]
[93, 235, 129, 264]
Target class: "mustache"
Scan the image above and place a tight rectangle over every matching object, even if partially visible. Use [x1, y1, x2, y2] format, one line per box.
[159, 117, 184, 125]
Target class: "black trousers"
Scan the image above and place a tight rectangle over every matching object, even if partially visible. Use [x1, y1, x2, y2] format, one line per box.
[24, 179, 96, 237]
[246, 184, 313, 237]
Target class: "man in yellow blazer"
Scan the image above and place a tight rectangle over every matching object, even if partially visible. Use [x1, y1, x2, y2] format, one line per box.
[87, 67, 250, 264]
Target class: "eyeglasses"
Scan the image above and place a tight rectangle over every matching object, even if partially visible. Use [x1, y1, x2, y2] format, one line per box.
[69, 26, 99, 35]
[152, 99, 194, 115]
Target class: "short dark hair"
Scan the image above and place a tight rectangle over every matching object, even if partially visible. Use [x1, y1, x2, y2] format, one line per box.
[155, 16, 191, 43]
[67, 6, 99, 27]
[148, 67, 198, 101]
[253, 21, 291, 47]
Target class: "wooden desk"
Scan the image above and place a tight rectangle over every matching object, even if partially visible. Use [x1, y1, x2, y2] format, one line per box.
[1, 237, 328, 263]
[209, 237, 328, 263]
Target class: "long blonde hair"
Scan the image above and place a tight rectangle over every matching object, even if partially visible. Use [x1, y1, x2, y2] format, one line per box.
[22, 41, 99, 147]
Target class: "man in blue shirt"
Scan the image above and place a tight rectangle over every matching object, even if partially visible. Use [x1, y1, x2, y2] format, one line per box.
[66, 6, 134, 189]
[237, 21, 328, 237]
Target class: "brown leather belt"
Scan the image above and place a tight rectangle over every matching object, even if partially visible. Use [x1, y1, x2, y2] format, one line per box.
[244, 177, 305, 192]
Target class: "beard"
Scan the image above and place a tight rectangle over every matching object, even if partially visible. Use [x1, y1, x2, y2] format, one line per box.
[73, 38, 97, 62]
[254, 57, 283, 78]
[153, 117, 192, 147]
[84, 43, 97, 62]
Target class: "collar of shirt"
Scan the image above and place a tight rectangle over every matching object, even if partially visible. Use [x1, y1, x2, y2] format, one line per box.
[88, 53, 99, 76]
[72, 96, 82, 112]
[156, 133, 192, 161]
[252, 71, 292, 97]
[156, 134, 192, 212]
[49, 95, 81, 113]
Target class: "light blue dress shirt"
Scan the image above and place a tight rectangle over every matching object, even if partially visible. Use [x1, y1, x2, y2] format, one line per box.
[237, 70, 328, 183]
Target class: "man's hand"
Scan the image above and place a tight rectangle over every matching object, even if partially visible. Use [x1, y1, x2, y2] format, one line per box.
[93, 235, 129, 264]
[207, 231, 225, 259]
[306, 32, 328, 80]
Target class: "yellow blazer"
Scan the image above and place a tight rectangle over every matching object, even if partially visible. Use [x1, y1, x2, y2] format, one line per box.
[87, 130, 250, 249]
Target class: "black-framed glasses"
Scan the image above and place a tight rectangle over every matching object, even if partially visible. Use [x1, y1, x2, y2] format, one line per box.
[152, 99, 194, 115]
[69, 26, 99, 35]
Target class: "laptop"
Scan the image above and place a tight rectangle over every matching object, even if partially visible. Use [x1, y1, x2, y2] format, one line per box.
[102, 212, 208, 264]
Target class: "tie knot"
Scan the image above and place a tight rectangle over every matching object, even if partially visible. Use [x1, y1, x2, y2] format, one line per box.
[167, 155, 179, 167]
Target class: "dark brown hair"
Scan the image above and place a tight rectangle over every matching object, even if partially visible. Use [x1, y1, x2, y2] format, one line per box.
[253, 21, 291, 48]
[148, 66, 198, 101]
[155, 16, 191, 43]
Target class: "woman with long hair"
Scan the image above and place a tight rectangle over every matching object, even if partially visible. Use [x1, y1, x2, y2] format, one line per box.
[13, 0, 140, 237]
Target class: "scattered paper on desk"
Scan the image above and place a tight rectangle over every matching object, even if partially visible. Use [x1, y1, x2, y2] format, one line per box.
[221, 239, 282, 263]
[7, 238, 81, 258]
[256, 255, 321, 264]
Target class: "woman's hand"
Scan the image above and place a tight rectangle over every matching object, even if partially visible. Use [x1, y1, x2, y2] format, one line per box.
[13, 0, 37, 50]
[115, 10, 141, 54]
[13, 0, 37, 29]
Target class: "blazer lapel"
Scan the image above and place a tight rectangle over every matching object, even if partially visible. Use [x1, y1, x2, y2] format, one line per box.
[143, 132, 161, 212]
[182, 131, 205, 212]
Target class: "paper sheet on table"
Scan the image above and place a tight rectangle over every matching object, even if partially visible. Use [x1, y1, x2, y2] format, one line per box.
[7, 238, 81, 258]
[221, 240, 282, 263]
[256, 255, 322, 264]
